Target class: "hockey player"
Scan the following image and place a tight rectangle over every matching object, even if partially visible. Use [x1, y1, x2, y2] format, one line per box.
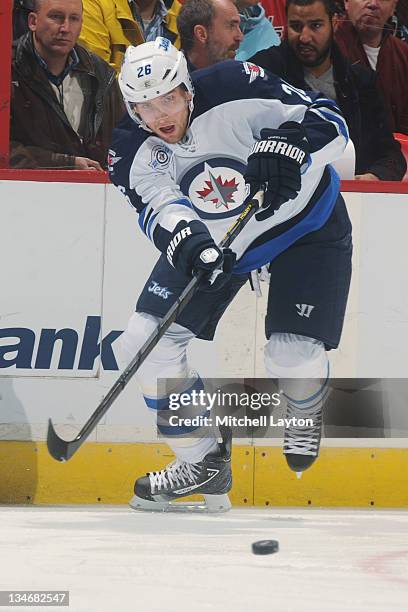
[109, 36, 352, 512]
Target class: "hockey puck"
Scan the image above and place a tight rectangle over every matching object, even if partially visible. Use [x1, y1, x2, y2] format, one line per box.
[251, 540, 279, 555]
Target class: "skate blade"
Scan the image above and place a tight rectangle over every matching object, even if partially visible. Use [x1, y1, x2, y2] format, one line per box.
[129, 493, 231, 514]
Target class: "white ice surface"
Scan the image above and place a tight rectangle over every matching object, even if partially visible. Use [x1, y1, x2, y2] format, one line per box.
[0, 506, 407, 612]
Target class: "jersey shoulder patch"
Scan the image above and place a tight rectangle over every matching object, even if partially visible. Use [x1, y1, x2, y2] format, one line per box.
[148, 143, 173, 170]
[191, 60, 272, 117]
[242, 61, 265, 83]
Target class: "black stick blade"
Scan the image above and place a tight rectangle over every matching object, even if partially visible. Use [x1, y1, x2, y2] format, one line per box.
[47, 419, 81, 462]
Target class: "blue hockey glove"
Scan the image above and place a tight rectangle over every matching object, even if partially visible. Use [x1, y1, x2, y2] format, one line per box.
[244, 122, 310, 221]
[166, 220, 235, 291]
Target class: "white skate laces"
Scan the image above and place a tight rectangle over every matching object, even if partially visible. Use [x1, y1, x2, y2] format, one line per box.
[149, 460, 201, 493]
[283, 401, 323, 456]
[129, 437, 232, 512]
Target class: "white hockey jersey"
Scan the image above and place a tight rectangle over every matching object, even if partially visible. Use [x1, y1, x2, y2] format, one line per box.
[109, 60, 349, 273]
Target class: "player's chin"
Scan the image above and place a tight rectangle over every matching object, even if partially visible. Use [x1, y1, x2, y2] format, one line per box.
[157, 125, 181, 143]
[155, 125, 177, 142]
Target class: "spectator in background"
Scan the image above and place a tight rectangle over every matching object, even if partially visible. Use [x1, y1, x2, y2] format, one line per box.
[335, 0, 408, 134]
[177, 0, 243, 69]
[234, 0, 280, 60]
[250, 0, 406, 180]
[78, 0, 181, 73]
[128, 0, 181, 44]
[11, 0, 124, 169]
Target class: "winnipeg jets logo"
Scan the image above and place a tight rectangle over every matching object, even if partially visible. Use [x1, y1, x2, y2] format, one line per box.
[180, 157, 247, 219]
[107, 149, 122, 172]
[196, 164, 239, 210]
[296, 304, 315, 318]
[243, 62, 265, 84]
[156, 37, 170, 52]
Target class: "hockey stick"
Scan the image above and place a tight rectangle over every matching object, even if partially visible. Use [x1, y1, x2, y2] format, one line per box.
[47, 187, 264, 461]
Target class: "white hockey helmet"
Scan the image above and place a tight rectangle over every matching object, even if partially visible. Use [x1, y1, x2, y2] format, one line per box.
[119, 37, 194, 127]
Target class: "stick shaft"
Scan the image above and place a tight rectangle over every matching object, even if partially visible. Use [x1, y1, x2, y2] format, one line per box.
[47, 188, 264, 460]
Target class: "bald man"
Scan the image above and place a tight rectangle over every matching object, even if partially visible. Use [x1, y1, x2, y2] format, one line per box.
[11, 0, 124, 169]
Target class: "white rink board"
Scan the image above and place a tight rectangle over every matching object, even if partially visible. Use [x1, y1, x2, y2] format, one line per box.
[0, 181, 105, 377]
[0, 180, 407, 441]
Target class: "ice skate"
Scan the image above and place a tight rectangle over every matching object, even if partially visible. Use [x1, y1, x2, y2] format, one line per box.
[283, 398, 323, 473]
[129, 428, 232, 513]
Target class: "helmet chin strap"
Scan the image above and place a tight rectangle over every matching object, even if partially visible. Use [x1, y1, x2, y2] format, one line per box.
[138, 118, 152, 133]
[186, 98, 194, 129]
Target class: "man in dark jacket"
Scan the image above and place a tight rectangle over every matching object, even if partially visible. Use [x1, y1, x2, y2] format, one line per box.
[11, 0, 124, 169]
[251, 0, 406, 180]
[336, 0, 408, 135]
